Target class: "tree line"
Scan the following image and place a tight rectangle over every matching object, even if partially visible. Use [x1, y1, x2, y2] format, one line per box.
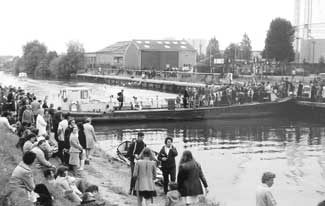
[13, 40, 85, 79]
[203, 18, 299, 67]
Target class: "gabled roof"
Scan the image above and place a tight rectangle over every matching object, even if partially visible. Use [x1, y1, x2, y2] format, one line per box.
[97, 41, 130, 54]
[132, 40, 196, 52]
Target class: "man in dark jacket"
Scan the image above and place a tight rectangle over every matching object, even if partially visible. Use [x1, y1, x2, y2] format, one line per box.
[158, 137, 178, 194]
[117, 89, 124, 110]
[125, 132, 146, 194]
[297, 81, 303, 99]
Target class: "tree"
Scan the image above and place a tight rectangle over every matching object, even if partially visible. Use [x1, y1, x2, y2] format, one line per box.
[206, 37, 221, 65]
[13, 57, 25, 75]
[56, 41, 85, 79]
[262, 18, 295, 62]
[240, 33, 252, 61]
[224, 43, 240, 61]
[34, 51, 58, 78]
[22, 40, 47, 75]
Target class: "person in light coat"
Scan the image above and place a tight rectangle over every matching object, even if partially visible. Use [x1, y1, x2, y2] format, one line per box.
[69, 125, 83, 175]
[36, 109, 47, 137]
[8, 151, 36, 201]
[256, 172, 277, 206]
[83, 118, 97, 162]
[133, 147, 157, 206]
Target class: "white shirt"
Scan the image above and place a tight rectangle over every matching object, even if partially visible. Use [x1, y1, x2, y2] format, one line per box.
[164, 146, 170, 155]
[0, 117, 16, 132]
[57, 119, 68, 141]
[256, 184, 277, 206]
[36, 114, 47, 136]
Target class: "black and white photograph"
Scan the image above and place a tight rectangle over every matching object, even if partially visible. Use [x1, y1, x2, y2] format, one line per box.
[0, 0, 325, 205]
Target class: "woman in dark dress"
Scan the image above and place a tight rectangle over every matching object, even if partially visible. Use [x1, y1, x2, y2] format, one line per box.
[177, 150, 208, 205]
[77, 122, 86, 169]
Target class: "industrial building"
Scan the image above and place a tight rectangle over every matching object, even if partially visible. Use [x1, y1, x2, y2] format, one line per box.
[294, 0, 325, 63]
[124, 40, 196, 70]
[85, 41, 130, 68]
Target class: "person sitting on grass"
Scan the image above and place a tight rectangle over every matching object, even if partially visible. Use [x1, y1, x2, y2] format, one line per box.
[31, 140, 56, 170]
[79, 185, 105, 206]
[43, 168, 56, 185]
[34, 183, 53, 206]
[22, 133, 37, 153]
[54, 166, 82, 203]
[8, 151, 36, 201]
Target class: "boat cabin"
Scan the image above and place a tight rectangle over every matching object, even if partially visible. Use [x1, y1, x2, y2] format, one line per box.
[59, 88, 107, 112]
[18, 72, 27, 80]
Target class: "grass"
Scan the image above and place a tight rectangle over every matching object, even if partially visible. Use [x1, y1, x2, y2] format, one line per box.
[0, 128, 218, 206]
[0, 128, 73, 206]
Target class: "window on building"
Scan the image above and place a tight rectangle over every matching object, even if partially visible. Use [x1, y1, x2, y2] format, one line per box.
[164, 45, 171, 48]
[164, 41, 170, 44]
[145, 41, 150, 44]
[157, 41, 163, 44]
[172, 41, 178, 44]
[80, 90, 89, 99]
[136, 41, 142, 44]
[144, 45, 150, 48]
[181, 41, 187, 45]
[181, 46, 187, 49]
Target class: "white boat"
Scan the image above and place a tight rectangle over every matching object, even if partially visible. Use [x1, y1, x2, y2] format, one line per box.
[18, 72, 27, 80]
[58, 87, 167, 113]
[58, 87, 109, 112]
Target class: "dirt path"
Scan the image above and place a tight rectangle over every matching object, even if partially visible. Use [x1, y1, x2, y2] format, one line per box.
[83, 149, 166, 206]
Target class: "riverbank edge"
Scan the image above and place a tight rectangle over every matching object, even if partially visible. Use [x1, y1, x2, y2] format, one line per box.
[0, 127, 136, 206]
[0, 128, 217, 206]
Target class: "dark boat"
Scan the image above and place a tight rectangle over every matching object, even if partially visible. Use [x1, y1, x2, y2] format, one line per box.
[292, 100, 325, 121]
[66, 97, 293, 123]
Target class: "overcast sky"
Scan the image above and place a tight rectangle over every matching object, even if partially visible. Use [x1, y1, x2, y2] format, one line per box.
[0, 0, 293, 56]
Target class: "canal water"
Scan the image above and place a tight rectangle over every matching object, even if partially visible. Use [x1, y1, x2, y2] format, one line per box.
[1, 71, 325, 206]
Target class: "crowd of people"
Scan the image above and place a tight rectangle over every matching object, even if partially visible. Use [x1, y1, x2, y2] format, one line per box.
[2, 84, 325, 206]
[178, 79, 290, 109]
[0, 85, 103, 206]
[124, 132, 280, 206]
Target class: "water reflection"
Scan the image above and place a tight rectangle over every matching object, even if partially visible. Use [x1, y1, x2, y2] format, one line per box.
[95, 118, 325, 153]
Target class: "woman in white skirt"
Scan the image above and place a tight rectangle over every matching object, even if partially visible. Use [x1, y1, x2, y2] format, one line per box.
[69, 125, 83, 175]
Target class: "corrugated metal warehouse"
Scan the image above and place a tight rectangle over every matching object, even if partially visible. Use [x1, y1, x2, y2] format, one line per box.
[124, 40, 196, 70]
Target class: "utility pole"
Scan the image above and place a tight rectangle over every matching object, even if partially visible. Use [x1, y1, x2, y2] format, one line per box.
[210, 44, 212, 73]
[312, 40, 316, 64]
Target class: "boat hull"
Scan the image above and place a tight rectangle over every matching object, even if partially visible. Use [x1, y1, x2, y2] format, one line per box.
[292, 100, 325, 122]
[66, 98, 293, 123]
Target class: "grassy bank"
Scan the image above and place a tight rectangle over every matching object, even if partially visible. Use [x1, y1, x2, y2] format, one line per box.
[0, 127, 218, 206]
[0, 128, 73, 206]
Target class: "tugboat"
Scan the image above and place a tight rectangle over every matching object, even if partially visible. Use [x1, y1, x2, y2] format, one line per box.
[18, 72, 27, 81]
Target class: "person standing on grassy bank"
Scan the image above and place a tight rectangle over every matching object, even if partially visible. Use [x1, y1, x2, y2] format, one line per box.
[158, 137, 178, 194]
[126, 132, 146, 195]
[133, 147, 157, 206]
[177, 150, 208, 206]
[83, 118, 97, 163]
